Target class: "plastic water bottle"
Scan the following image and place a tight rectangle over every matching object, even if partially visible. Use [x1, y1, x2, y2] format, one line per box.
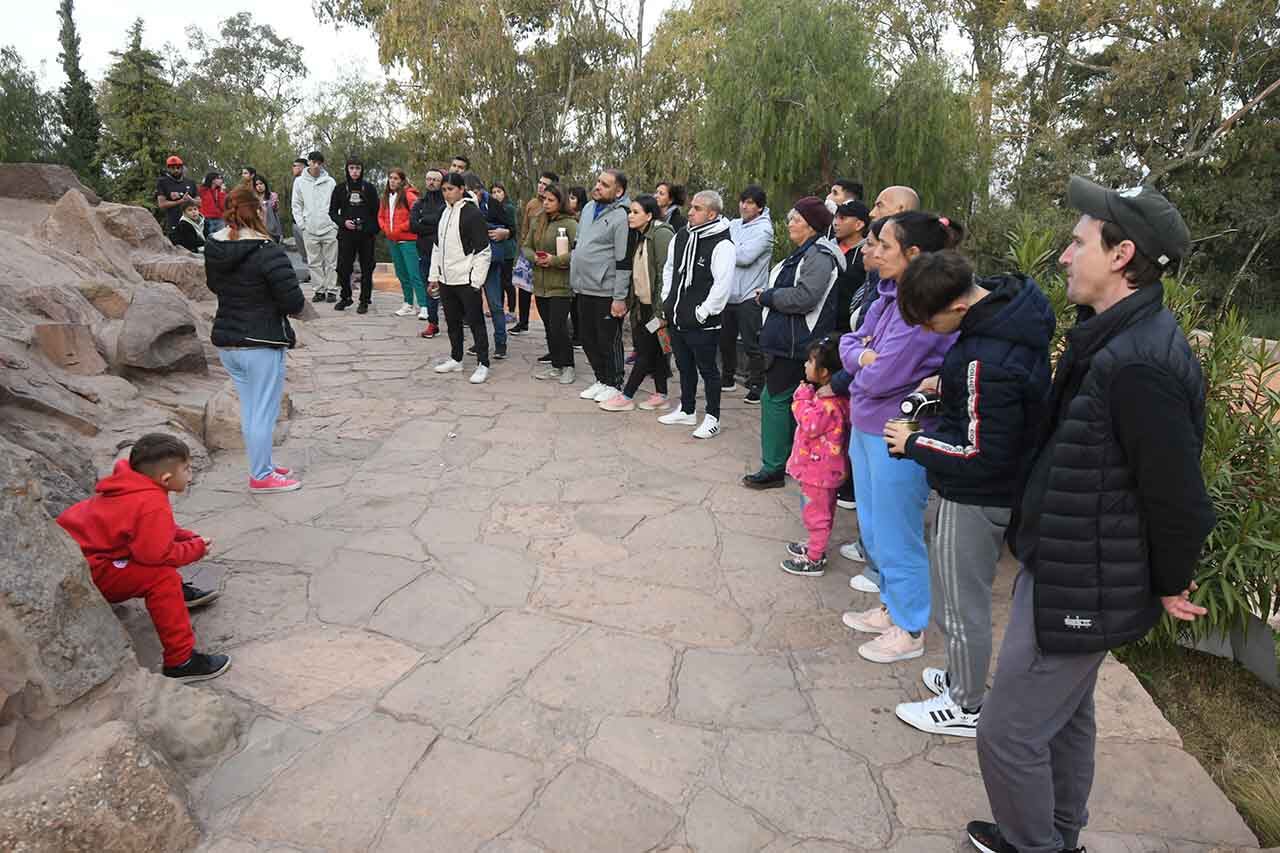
[555, 227, 569, 257]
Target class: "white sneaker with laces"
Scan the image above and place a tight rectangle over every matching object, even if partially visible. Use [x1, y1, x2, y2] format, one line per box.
[658, 409, 698, 426]
[469, 365, 489, 384]
[558, 366, 576, 385]
[394, 303, 416, 317]
[592, 384, 621, 402]
[434, 358, 464, 373]
[849, 574, 880, 593]
[839, 540, 868, 563]
[858, 625, 925, 664]
[895, 691, 979, 737]
[417, 307, 432, 320]
[692, 414, 720, 439]
[922, 667, 949, 697]
[579, 381, 605, 400]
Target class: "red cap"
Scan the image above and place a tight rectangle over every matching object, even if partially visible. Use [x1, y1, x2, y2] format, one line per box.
[166, 155, 184, 166]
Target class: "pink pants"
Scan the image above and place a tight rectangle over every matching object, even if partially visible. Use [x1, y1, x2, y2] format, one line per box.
[801, 483, 837, 560]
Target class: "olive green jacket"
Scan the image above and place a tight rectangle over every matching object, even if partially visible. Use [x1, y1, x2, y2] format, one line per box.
[522, 212, 577, 298]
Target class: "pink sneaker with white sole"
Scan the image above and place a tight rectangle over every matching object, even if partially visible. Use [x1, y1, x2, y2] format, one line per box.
[637, 393, 668, 411]
[248, 472, 302, 493]
[598, 394, 636, 412]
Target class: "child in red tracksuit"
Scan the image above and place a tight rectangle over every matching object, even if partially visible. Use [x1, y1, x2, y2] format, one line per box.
[56, 433, 231, 683]
[781, 336, 851, 577]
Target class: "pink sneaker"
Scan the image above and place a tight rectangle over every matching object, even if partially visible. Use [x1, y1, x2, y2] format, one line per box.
[841, 605, 892, 634]
[248, 472, 302, 493]
[598, 393, 636, 412]
[637, 393, 668, 411]
[273, 466, 291, 476]
[858, 625, 924, 664]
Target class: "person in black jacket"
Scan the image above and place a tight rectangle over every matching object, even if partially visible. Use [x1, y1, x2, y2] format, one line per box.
[329, 157, 381, 313]
[961, 178, 1213, 853]
[882, 250, 1054, 740]
[410, 167, 446, 337]
[172, 200, 206, 253]
[205, 186, 305, 494]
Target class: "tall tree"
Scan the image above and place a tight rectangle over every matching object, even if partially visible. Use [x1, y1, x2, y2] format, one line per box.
[0, 46, 59, 163]
[99, 19, 175, 207]
[56, 0, 101, 180]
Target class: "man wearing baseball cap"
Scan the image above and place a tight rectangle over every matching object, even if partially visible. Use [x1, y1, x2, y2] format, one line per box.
[156, 155, 198, 241]
[967, 177, 1215, 853]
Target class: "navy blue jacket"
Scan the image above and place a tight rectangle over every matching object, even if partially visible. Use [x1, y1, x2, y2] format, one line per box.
[903, 273, 1055, 507]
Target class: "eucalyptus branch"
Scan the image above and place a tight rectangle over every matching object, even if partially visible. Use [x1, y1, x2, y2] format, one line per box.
[1144, 74, 1280, 184]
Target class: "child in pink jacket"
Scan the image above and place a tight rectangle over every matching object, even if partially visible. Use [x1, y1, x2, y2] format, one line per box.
[782, 336, 850, 577]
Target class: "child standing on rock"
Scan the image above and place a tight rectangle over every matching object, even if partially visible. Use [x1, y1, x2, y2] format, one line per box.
[56, 433, 230, 684]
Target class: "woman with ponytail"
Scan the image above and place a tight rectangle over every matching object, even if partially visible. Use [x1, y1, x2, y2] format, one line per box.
[838, 210, 963, 664]
[379, 168, 427, 317]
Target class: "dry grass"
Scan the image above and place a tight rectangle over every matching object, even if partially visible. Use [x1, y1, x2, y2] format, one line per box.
[1117, 643, 1280, 846]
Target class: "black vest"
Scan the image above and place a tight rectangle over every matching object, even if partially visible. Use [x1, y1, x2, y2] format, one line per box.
[664, 225, 731, 331]
[1025, 285, 1205, 653]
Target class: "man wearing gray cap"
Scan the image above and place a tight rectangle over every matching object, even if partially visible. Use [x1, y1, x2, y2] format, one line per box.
[967, 177, 1215, 853]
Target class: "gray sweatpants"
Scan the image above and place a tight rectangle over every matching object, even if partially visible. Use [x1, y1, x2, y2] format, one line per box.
[930, 498, 1010, 709]
[976, 570, 1107, 853]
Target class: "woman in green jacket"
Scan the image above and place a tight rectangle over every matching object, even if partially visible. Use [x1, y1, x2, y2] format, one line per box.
[523, 184, 578, 383]
[599, 194, 675, 412]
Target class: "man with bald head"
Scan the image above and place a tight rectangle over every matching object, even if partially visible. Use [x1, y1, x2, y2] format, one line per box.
[869, 185, 920, 220]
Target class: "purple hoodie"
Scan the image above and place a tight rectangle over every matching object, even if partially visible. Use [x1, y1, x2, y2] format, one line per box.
[839, 278, 958, 434]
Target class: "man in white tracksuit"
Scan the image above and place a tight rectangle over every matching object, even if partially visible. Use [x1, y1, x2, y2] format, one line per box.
[292, 151, 338, 302]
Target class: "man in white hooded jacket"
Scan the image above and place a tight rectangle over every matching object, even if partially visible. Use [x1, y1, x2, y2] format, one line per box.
[428, 173, 493, 384]
[292, 152, 338, 302]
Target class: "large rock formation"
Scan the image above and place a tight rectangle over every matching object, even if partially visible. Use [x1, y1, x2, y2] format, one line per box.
[0, 163, 101, 205]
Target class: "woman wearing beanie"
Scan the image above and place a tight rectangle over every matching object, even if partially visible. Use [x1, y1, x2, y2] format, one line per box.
[744, 196, 845, 488]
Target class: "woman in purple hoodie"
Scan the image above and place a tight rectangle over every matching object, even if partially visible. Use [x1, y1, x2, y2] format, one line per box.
[839, 211, 963, 664]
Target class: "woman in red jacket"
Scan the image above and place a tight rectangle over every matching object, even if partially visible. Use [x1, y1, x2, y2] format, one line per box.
[379, 168, 426, 317]
[198, 172, 227, 236]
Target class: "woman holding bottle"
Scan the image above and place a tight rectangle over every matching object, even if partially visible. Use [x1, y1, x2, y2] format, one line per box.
[522, 184, 578, 384]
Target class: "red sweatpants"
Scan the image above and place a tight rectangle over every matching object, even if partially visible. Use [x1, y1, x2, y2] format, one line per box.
[801, 483, 837, 561]
[90, 559, 194, 668]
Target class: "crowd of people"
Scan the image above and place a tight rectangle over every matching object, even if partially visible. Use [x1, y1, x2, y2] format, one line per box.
[125, 152, 1219, 853]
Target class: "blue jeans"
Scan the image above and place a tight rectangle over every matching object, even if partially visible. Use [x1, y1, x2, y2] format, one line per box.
[849, 428, 931, 632]
[217, 347, 287, 480]
[416, 251, 440, 323]
[484, 259, 508, 350]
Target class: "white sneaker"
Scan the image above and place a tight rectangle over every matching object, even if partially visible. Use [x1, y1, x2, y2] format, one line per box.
[394, 303, 416, 317]
[836, 497, 857, 510]
[469, 365, 489, 384]
[849, 574, 880, 593]
[839, 541, 868, 563]
[692, 414, 720, 439]
[858, 625, 925, 664]
[535, 367, 562, 381]
[895, 691, 978, 737]
[417, 307, 432, 321]
[579, 381, 605, 400]
[434, 358, 464, 373]
[592, 384, 620, 402]
[922, 667, 949, 697]
[658, 409, 698, 426]
[558, 366, 576, 385]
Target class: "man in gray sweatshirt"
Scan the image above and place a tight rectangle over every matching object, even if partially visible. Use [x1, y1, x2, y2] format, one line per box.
[570, 169, 632, 401]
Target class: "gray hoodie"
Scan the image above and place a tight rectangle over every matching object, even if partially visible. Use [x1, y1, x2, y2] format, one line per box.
[291, 169, 338, 239]
[727, 207, 774, 303]
[569, 194, 631, 300]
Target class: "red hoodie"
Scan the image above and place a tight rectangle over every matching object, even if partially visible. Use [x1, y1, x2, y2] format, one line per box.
[56, 460, 206, 569]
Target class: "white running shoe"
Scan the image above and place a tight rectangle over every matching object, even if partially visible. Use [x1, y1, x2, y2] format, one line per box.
[849, 574, 880, 593]
[394, 303, 416, 317]
[895, 691, 978, 737]
[469, 365, 489, 384]
[558, 366, 576, 385]
[579, 381, 605, 400]
[535, 367, 562, 381]
[592, 384, 620, 402]
[692, 414, 721, 439]
[417, 307, 432, 321]
[434, 358, 465, 373]
[922, 667, 949, 697]
[658, 409, 698, 426]
[839, 540, 868, 563]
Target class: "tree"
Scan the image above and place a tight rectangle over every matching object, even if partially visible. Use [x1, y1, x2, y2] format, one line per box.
[56, 0, 102, 181]
[99, 19, 176, 207]
[0, 46, 58, 163]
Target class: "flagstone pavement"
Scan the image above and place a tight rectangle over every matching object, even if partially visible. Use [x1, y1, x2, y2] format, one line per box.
[120, 291, 1260, 852]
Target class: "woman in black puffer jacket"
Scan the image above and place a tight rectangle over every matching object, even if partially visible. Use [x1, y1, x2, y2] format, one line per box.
[205, 186, 305, 494]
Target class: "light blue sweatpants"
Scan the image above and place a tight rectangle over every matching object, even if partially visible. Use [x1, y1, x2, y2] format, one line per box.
[217, 346, 287, 480]
[849, 428, 931, 632]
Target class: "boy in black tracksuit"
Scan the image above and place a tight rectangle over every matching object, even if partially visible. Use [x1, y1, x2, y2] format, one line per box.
[883, 250, 1054, 738]
[329, 157, 381, 312]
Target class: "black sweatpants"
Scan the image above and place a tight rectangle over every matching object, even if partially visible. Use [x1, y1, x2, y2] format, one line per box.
[501, 258, 516, 311]
[671, 327, 721, 418]
[440, 285, 489, 366]
[622, 303, 670, 397]
[336, 234, 376, 304]
[720, 299, 765, 391]
[577, 293, 624, 388]
[536, 295, 575, 369]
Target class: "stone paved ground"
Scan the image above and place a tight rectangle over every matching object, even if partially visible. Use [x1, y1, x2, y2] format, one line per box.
[119, 291, 1259, 852]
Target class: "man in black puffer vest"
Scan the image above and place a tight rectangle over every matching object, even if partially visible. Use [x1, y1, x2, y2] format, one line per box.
[966, 178, 1215, 853]
[329, 157, 381, 313]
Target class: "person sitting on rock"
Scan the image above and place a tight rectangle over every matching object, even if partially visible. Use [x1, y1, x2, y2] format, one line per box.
[55, 433, 230, 684]
[172, 200, 205, 254]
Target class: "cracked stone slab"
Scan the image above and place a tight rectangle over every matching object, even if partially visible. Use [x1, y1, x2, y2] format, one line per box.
[468, 694, 596, 765]
[676, 650, 814, 731]
[598, 548, 721, 592]
[191, 571, 308, 649]
[810, 688, 929, 766]
[218, 523, 352, 570]
[198, 716, 320, 818]
[368, 571, 487, 649]
[684, 788, 776, 853]
[882, 755, 990, 832]
[524, 629, 673, 715]
[310, 549, 427, 626]
[377, 738, 541, 853]
[523, 761, 679, 853]
[431, 543, 539, 607]
[586, 716, 719, 804]
[414, 507, 486, 544]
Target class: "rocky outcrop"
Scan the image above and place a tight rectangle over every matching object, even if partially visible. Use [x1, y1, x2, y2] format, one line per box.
[33, 191, 141, 283]
[0, 163, 100, 205]
[116, 282, 206, 374]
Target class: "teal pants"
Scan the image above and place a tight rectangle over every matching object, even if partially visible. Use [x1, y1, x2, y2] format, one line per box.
[760, 382, 799, 474]
[389, 240, 427, 307]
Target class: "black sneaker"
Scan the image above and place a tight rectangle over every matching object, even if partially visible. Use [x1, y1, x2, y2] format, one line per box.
[785, 541, 807, 559]
[326, 292, 338, 303]
[721, 382, 738, 393]
[183, 583, 220, 609]
[494, 348, 508, 360]
[468, 344, 478, 355]
[742, 469, 785, 490]
[163, 651, 231, 684]
[356, 302, 369, 314]
[311, 290, 326, 303]
[966, 822, 1016, 853]
[744, 387, 762, 404]
[781, 554, 826, 577]
[509, 325, 528, 336]
[334, 298, 353, 311]
[537, 353, 553, 363]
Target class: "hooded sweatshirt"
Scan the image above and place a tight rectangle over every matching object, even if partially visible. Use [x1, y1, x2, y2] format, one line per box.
[570, 193, 632, 300]
[839, 278, 958, 434]
[903, 273, 1055, 507]
[291, 169, 337, 238]
[727, 208, 775, 304]
[329, 170, 381, 237]
[661, 216, 735, 331]
[56, 460, 206, 568]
